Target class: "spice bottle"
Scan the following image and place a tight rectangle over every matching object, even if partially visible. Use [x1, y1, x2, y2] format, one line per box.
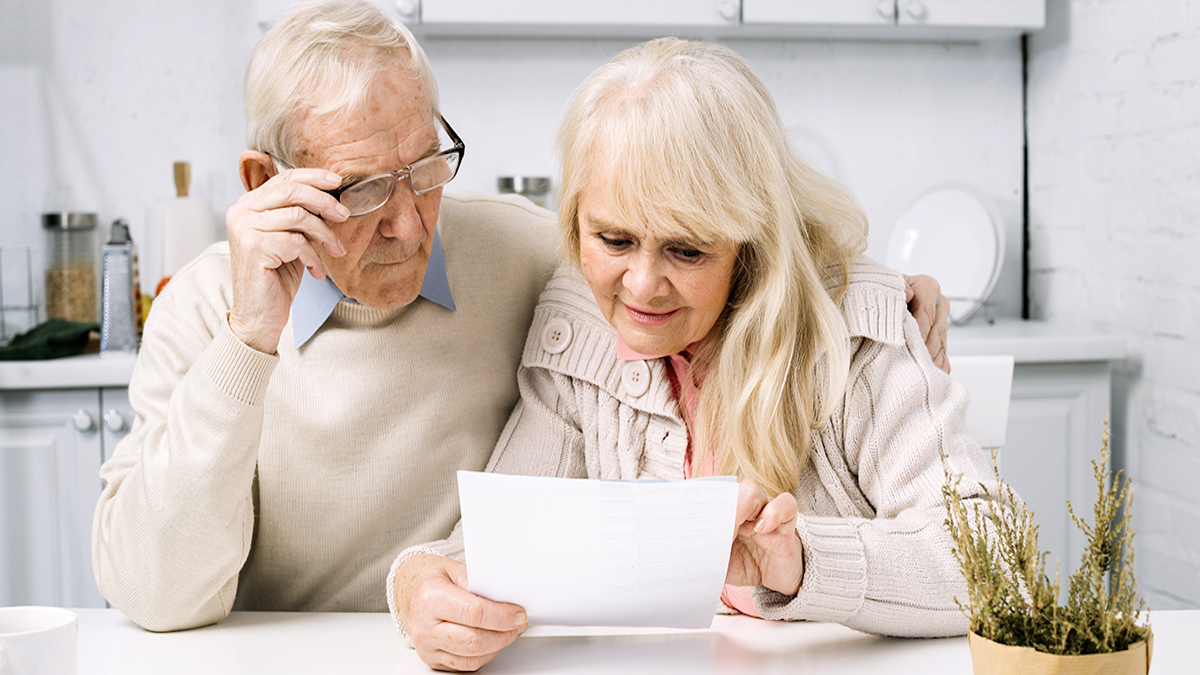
[43, 212, 99, 323]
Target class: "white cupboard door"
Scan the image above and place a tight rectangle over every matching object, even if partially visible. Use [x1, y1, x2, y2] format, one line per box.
[100, 387, 133, 464]
[743, 0, 896, 25]
[421, 0, 742, 27]
[895, 0, 1043, 29]
[0, 388, 106, 608]
[1000, 361, 1111, 597]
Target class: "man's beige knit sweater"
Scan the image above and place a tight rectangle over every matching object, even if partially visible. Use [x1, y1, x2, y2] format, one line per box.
[92, 192, 557, 631]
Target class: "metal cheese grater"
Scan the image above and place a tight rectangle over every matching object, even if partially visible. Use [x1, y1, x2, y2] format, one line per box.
[100, 219, 138, 353]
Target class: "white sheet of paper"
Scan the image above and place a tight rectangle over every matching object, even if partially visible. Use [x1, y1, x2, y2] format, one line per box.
[457, 471, 739, 629]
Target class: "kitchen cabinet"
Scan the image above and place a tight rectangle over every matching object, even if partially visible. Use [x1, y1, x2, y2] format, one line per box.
[742, 0, 897, 26]
[1002, 362, 1112, 588]
[950, 319, 1125, 591]
[404, 0, 1044, 40]
[419, 0, 740, 30]
[0, 354, 136, 609]
[893, 0, 1044, 29]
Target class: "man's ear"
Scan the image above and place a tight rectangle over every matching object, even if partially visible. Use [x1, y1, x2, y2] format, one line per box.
[239, 151, 276, 191]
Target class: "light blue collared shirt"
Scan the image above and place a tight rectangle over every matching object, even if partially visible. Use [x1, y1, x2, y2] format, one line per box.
[290, 229, 456, 347]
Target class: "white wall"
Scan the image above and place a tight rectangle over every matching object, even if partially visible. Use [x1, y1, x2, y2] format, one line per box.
[1027, 0, 1200, 608]
[0, 0, 258, 334]
[425, 35, 1025, 323]
[0, 0, 1025, 335]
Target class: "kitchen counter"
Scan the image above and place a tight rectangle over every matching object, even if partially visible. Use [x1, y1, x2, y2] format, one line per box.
[0, 351, 136, 390]
[949, 317, 1126, 363]
[75, 608, 1190, 674]
[0, 319, 1125, 391]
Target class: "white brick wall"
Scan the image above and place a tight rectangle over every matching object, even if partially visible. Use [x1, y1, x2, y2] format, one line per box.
[1027, 0, 1200, 608]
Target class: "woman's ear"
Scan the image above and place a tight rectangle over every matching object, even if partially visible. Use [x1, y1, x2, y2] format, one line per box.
[239, 151, 276, 191]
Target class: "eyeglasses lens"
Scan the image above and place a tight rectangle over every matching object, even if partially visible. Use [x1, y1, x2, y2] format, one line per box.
[340, 177, 394, 215]
[411, 153, 460, 194]
[336, 153, 461, 215]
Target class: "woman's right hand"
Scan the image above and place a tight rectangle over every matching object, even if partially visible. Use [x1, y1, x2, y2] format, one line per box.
[394, 554, 528, 672]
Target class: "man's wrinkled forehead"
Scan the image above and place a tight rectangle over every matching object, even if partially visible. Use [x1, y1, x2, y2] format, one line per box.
[292, 68, 438, 171]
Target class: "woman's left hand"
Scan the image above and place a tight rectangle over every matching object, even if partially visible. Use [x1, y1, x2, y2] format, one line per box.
[726, 480, 804, 596]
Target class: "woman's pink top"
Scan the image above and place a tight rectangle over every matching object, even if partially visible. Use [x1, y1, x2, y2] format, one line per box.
[615, 336, 762, 618]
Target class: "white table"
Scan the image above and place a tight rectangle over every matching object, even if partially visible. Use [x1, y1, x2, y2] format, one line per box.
[77, 608, 1194, 674]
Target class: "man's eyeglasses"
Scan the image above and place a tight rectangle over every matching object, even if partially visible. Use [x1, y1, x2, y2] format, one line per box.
[272, 114, 464, 217]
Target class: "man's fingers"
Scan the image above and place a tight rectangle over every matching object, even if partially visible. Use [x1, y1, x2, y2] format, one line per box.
[234, 171, 349, 256]
[927, 295, 950, 373]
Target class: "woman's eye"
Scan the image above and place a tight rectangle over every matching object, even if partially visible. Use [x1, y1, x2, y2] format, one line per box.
[598, 234, 632, 250]
[672, 247, 703, 262]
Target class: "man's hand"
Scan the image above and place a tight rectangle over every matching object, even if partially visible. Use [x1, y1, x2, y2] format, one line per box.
[726, 480, 804, 597]
[904, 274, 951, 373]
[395, 554, 527, 672]
[225, 156, 350, 354]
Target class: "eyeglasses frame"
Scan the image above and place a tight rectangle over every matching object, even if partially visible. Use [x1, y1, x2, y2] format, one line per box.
[270, 114, 464, 218]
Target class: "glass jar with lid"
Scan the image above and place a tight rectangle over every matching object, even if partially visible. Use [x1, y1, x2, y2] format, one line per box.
[43, 212, 99, 323]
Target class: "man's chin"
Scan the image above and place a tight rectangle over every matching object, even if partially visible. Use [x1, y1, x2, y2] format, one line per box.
[358, 284, 422, 312]
[335, 259, 428, 312]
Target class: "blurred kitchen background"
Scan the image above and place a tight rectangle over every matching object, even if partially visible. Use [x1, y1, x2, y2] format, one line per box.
[1, 0, 1197, 611]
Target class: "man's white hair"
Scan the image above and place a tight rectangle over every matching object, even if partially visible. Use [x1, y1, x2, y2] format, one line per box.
[244, 0, 439, 163]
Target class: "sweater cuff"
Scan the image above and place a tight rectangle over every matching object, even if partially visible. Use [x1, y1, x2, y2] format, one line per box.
[754, 516, 867, 622]
[387, 546, 441, 648]
[198, 321, 277, 407]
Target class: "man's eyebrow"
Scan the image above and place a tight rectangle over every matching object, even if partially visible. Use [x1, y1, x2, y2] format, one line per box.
[338, 138, 443, 188]
[337, 171, 372, 187]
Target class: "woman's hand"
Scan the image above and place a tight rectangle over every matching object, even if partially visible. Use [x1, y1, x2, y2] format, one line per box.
[726, 480, 804, 596]
[394, 554, 527, 672]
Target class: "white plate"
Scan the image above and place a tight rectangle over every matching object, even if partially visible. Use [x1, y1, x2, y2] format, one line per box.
[885, 184, 1004, 324]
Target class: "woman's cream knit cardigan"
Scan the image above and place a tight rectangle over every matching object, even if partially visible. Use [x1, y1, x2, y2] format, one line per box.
[392, 256, 997, 638]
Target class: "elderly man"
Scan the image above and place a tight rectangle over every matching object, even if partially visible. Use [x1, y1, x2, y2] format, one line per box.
[92, 0, 950, 633]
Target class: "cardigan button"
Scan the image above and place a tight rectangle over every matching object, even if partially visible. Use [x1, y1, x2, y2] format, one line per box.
[540, 317, 573, 354]
[620, 360, 651, 397]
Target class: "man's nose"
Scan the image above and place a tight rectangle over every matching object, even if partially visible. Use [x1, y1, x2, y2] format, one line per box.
[375, 182, 424, 242]
[622, 251, 669, 304]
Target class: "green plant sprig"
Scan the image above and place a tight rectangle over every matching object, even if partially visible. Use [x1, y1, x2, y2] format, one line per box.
[943, 423, 1149, 655]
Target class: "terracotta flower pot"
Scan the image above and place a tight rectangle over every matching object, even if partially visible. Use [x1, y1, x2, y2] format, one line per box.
[968, 631, 1153, 675]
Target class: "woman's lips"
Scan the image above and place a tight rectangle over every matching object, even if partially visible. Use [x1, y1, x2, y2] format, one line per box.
[624, 304, 679, 326]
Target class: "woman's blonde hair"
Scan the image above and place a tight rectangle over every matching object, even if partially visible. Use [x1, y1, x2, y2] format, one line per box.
[557, 38, 868, 498]
[244, 0, 439, 163]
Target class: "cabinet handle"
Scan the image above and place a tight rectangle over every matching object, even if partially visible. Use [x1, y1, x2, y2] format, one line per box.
[72, 409, 95, 432]
[717, 0, 738, 22]
[395, 0, 418, 19]
[903, 1, 928, 20]
[876, 1, 897, 21]
[104, 409, 127, 433]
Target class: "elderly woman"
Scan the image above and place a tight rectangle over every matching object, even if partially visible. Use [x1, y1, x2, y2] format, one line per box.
[391, 38, 994, 671]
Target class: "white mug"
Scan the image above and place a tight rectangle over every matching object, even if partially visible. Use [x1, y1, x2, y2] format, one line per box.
[0, 607, 78, 675]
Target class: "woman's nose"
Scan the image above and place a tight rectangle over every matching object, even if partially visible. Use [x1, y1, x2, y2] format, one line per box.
[622, 252, 668, 303]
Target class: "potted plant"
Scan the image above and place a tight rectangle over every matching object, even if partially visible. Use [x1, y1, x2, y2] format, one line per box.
[944, 425, 1152, 674]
